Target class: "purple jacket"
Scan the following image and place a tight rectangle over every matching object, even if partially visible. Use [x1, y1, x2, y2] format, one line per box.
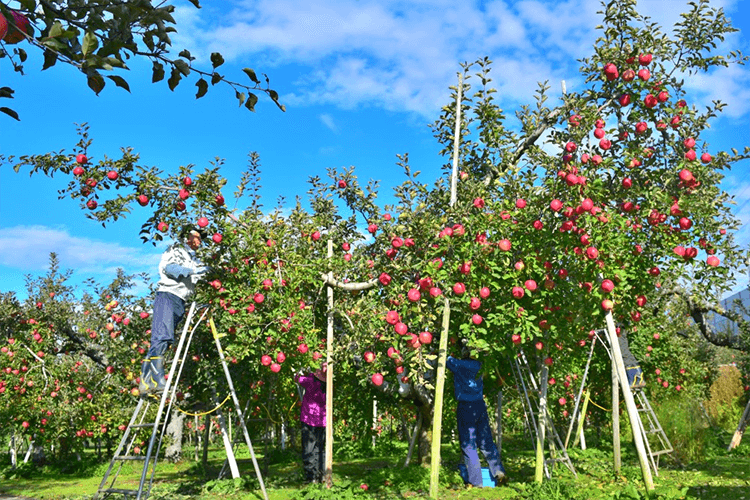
[296, 373, 326, 427]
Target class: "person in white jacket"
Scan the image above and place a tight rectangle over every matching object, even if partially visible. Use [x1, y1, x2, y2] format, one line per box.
[139, 229, 208, 395]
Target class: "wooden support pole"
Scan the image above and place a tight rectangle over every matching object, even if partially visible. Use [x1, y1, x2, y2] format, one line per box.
[535, 363, 549, 483]
[604, 311, 653, 491]
[613, 358, 621, 474]
[728, 397, 750, 450]
[429, 71, 462, 500]
[325, 239, 334, 488]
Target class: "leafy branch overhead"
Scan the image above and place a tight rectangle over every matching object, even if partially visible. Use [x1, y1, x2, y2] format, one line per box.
[0, 0, 285, 120]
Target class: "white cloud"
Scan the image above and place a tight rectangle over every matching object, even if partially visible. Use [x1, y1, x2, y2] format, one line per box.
[170, 0, 750, 126]
[319, 113, 338, 132]
[0, 225, 161, 279]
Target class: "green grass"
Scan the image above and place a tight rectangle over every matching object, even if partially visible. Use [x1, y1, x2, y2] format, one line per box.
[3, 436, 750, 499]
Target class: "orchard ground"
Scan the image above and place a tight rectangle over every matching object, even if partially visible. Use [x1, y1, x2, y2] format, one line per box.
[3, 432, 750, 500]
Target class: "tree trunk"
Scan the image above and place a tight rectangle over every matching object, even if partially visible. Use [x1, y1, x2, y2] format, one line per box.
[417, 402, 434, 465]
[165, 409, 185, 462]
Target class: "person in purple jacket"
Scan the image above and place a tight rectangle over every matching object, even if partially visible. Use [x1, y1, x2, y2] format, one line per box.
[447, 346, 508, 487]
[296, 364, 327, 483]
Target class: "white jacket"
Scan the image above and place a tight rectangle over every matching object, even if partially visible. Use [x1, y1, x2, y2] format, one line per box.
[157, 242, 205, 301]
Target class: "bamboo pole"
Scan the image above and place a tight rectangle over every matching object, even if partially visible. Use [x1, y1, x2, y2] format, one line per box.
[613, 358, 621, 473]
[429, 72, 462, 500]
[325, 239, 334, 488]
[572, 390, 590, 450]
[604, 311, 653, 491]
[728, 397, 750, 450]
[535, 363, 549, 483]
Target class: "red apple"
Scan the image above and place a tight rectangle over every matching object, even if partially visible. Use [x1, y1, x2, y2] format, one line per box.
[524, 280, 537, 292]
[261, 355, 272, 366]
[701, 152, 712, 163]
[276, 352, 286, 363]
[137, 194, 149, 206]
[197, 217, 209, 228]
[394, 322, 408, 335]
[707, 256, 720, 267]
[511, 334, 521, 345]
[75, 153, 88, 164]
[601, 279, 614, 293]
[498, 239, 511, 251]
[215, 194, 225, 206]
[270, 363, 281, 373]
[86, 198, 98, 210]
[364, 351, 375, 363]
[471, 314, 483, 325]
[212, 233, 223, 244]
[107, 170, 119, 181]
[453, 282, 466, 295]
[157, 222, 169, 232]
[479, 287, 490, 299]
[419, 331, 433, 344]
[73, 166, 85, 176]
[407, 289, 421, 302]
[372, 373, 384, 386]
[337, 180, 347, 188]
[602, 299, 614, 311]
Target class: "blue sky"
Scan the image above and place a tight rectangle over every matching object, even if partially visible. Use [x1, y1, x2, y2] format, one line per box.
[1, 0, 749, 301]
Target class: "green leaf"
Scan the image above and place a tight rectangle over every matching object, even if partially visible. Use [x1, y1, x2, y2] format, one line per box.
[0, 107, 20, 121]
[210, 52, 224, 69]
[187, 0, 201, 6]
[168, 67, 181, 91]
[195, 78, 208, 99]
[245, 92, 258, 112]
[152, 61, 165, 83]
[106, 75, 130, 92]
[87, 72, 105, 95]
[173, 59, 190, 76]
[211, 72, 222, 85]
[42, 48, 58, 70]
[243, 67, 260, 84]
[48, 21, 64, 38]
[236, 91, 246, 107]
[178, 49, 193, 61]
[16, 48, 26, 63]
[82, 32, 99, 57]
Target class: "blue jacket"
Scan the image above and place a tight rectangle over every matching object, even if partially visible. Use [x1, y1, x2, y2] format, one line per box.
[447, 356, 483, 402]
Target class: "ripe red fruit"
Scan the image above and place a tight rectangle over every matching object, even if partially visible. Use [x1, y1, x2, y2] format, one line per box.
[544, 357, 553, 366]
[419, 331, 433, 345]
[270, 363, 281, 373]
[183, 176, 192, 186]
[707, 256, 720, 267]
[276, 352, 286, 363]
[86, 199, 98, 210]
[498, 239, 511, 251]
[107, 170, 119, 181]
[636, 295, 647, 307]
[618, 94, 631, 106]
[254, 293, 265, 304]
[635, 122, 648, 134]
[586, 247, 599, 260]
[684, 137, 696, 149]
[550, 199, 563, 212]
[4, 11, 32, 44]
[516, 199, 527, 209]
[379, 273, 392, 286]
[395, 322, 408, 335]
[473, 198, 485, 209]
[337, 180, 347, 188]
[372, 373, 384, 386]
[364, 351, 375, 363]
[637, 68, 650, 81]
[453, 282, 466, 295]
[479, 287, 490, 299]
[524, 280, 537, 292]
[178, 188, 190, 200]
[471, 314, 483, 325]
[622, 177, 632, 189]
[137, 194, 149, 206]
[470, 297, 481, 310]
[261, 355, 272, 366]
[212, 233, 223, 244]
[602, 299, 614, 311]
[622, 69, 635, 81]
[429, 287, 442, 298]
[72, 166, 85, 176]
[197, 216, 209, 228]
[644, 94, 657, 108]
[701, 152, 712, 163]
[215, 194, 225, 206]
[638, 53, 652, 66]
[603, 63, 619, 81]
[512, 286, 524, 299]
[684, 149, 697, 161]
[601, 279, 614, 293]
[512, 334, 522, 345]
[407, 289, 421, 302]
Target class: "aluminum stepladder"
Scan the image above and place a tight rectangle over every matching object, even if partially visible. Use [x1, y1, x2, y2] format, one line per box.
[511, 349, 577, 479]
[581, 330, 676, 476]
[94, 304, 269, 500]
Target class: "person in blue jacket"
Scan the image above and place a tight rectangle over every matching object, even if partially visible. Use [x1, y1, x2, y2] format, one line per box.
[447, 345, 508, 487]
[139, 228, 208, 396]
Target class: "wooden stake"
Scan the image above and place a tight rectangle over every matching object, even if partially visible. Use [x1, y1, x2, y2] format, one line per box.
[429, 71, 463, 500]
[613, 358, 621, 473]
[325, 239, 334, 488]
[604, 311, 653, 491]
[728, 397, 750, 450]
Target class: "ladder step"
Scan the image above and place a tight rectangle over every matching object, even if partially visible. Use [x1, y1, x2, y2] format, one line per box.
[130, 423, 155, 429]
[101, 488, 139, 496]
[115, 455, 147, 461]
